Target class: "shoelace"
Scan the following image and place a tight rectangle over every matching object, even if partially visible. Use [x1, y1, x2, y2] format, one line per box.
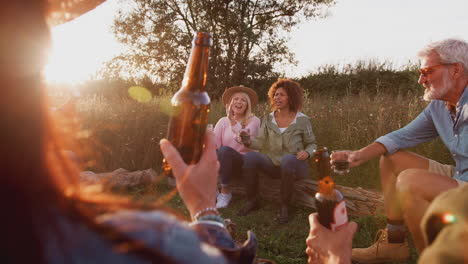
[373, 229, 387, 254]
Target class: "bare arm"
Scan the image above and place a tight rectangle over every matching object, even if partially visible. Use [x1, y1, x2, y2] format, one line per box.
[350, 142, 388, 167]
[332, 142, 387, 168]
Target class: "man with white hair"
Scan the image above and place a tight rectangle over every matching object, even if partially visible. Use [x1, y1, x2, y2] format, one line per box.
[330, 38, 468, 263]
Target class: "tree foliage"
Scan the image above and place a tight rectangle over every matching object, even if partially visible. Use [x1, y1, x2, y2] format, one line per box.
[103, 0, 335, 98]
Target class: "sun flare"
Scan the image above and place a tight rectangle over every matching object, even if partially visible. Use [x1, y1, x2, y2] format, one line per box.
[44, 0, 122, 86]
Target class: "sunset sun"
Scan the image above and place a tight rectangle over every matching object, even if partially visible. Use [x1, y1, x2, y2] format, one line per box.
[44, 0, 122, 85]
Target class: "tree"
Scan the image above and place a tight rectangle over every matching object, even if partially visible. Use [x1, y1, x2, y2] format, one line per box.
[104, 0, 335, 98]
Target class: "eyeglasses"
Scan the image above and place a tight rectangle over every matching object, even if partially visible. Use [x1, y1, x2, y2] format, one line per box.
[418, 63, 452, 77]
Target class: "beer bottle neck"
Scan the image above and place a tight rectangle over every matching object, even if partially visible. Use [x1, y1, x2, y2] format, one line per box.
[181, 44, 210, 92]
[316, 150, 332, 180]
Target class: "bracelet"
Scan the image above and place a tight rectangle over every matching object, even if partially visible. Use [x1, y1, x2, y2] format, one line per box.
[198, 214, 225, 225]
[193, 207, 219, 221]
[189, 220, 225, 229]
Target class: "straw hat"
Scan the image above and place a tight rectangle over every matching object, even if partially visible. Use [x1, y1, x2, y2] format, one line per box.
[222, 85, 258, 109]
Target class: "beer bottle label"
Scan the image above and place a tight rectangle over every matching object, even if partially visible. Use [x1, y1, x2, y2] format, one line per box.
[330, 200, 348, 231]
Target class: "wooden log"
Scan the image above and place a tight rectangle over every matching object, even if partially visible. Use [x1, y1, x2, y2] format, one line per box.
[230, 175, 384, 217]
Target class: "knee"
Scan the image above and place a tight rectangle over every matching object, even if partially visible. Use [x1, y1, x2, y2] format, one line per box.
[243, 151, 260, 168]
[280, 154, 297, 173]
[379, 151, 410, 179]
[396, 169, 422, 207]
[218, 146, 235, 157]
[379, 151, 401, 168]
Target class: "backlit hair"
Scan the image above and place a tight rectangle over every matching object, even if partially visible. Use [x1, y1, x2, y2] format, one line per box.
[0, 1, 174, 263]
[267, 78, 304, 113]
[417, 38, 468, 74]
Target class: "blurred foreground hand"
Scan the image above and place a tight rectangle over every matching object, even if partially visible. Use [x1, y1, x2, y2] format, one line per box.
[306, 213, 357, 264]
[160, 130, 219, 219]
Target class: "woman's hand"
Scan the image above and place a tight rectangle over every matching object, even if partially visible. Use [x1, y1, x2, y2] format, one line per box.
[160, 131, 219, 219]
[296, 150, 310, 160]
[306, 213, 357, 264]
[226, 103, 236, 126]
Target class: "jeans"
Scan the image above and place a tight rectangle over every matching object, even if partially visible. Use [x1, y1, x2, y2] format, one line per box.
[243, 152, 309, 178]
[217, 146, 244, 187]
[242, 152, 310, 204]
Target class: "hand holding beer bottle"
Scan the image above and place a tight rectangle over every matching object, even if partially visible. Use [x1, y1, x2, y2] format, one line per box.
[163, 32, 212, 177]
[226, 101, 236, 126]
[313, 147, 348, 231]
[238, 128, 251, 146]
[306, 213, 357, 264]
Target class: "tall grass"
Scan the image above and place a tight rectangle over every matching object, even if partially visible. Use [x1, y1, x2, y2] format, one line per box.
[51, 90, 448, 264]
[49, 63, 450, 263]
[74, 91, 451, 190]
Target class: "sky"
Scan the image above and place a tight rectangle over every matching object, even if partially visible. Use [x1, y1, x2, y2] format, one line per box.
[286, 0, 468, 75]
[44, 0, 468, 84]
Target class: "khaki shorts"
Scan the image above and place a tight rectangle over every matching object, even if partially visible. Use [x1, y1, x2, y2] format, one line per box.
[428, 159, 466, 185]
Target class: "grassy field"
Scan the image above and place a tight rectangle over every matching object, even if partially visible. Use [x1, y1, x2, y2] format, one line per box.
[61, 91, 453, 264]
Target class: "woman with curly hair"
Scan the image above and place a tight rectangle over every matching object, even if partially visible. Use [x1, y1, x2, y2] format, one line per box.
[238, 79, 317, 224]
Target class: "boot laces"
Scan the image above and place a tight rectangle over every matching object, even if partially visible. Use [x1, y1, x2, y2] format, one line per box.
[373, 229, 388, 254]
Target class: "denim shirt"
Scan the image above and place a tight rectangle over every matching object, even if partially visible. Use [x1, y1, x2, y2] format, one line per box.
[376, 85, 468, 181]
[43, 209, 256, 264]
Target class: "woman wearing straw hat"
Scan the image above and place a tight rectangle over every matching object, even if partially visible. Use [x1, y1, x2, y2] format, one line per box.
[238, 78, 317, 224]
[214, 86, 260, 208]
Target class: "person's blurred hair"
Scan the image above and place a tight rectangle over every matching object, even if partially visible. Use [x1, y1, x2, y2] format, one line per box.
[0, 1, 174, 263]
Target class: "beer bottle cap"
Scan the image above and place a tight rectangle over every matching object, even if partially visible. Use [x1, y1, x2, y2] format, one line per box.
[318, 176, 335, 195]
[194, 32, 213, 46]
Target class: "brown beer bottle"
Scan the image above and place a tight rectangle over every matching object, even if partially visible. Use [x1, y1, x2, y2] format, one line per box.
[163, 32, 212, 176]
[313, 147, 348, 231]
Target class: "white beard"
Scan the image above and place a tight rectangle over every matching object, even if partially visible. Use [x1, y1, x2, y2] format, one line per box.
[423, 71, 453, 101]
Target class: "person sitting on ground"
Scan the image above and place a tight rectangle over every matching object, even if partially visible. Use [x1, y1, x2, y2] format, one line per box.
[214, 85, 260, 208]
[330, 38, 468, 263]
[305, 184, 468, 264]
[238, 78, 317, 224]
[0, 1, 257, 263]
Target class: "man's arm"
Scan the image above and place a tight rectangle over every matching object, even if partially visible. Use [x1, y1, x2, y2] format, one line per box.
[331, 142, 387, 169]
[350, 142, 388, 167]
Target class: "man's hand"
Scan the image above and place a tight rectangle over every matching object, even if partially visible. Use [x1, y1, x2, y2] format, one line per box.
[330, 143, 387, 169]
[160, 131, 219, 219]
[330, 150, 360, 168]
[306, 213, 357, 264]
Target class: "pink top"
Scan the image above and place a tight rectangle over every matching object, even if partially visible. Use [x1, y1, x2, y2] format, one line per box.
[214, 116, 260, 155]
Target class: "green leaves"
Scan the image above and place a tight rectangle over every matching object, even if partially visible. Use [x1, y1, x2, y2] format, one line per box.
[102, 0, 335, 98]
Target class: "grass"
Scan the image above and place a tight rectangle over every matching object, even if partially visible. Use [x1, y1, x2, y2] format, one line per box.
[52, 90, 454, 264]
[117, 179, 419, 264]
[69, 91, 452, 190]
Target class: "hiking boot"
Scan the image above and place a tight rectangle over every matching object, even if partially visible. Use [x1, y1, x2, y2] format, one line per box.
[237, 200, 260, 216]
[351, 229, 410, 263]
[216, 192, 232, 208]
[278, 205, 289, 224]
